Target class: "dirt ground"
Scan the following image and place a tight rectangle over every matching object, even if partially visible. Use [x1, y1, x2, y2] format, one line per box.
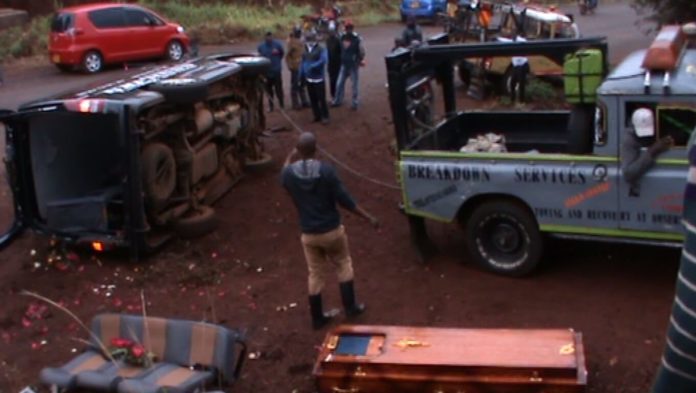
[0, 4, 678, 393]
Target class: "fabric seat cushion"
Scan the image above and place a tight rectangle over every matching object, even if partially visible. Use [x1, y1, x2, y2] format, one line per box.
[39, 350, 109, 389]
[76, 361, 159, 391]
[117, 364, 215, 393]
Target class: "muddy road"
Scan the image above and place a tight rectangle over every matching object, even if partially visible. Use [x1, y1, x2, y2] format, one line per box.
[0, 3, 675, 393]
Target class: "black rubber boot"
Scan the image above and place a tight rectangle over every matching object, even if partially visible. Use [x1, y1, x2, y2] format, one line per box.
[309, 294, 336, 330]
[339, 280, 365, 317]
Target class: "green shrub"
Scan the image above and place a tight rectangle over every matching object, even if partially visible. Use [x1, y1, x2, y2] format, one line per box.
[0, 15, 50, 62]
[526, 78, 562, 102]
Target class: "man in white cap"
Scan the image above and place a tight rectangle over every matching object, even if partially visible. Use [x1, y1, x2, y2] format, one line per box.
[621, 108, 673, 195]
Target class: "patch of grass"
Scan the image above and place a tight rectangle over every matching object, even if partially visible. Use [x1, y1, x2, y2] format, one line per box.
[0, 15, 50, 62]
[526, 78, 562, 102]
[140, 0, 312, 43]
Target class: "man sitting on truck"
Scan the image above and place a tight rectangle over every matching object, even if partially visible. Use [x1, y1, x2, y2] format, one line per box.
[622, 108, 673, 195]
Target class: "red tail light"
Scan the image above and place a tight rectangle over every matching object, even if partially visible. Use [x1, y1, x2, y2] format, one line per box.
[64, 99, 106, 113]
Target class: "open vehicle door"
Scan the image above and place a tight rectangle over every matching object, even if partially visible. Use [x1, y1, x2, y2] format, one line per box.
[0, 110, 26, 250]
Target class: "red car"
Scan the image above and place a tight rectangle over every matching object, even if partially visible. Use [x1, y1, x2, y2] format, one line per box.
[49, 3, 190, 73]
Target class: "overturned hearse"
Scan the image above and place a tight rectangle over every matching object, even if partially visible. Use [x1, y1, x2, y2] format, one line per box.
[0, 54, 271, 258]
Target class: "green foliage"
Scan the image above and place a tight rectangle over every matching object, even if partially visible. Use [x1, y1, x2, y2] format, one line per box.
[139, 0, 312, 42]
[0, 16, 50, 62]
[632, 0, 696, 27]
[526, 78, 562, 102]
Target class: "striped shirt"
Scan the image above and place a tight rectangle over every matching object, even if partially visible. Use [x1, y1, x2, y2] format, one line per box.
[652, 146, 696, 392]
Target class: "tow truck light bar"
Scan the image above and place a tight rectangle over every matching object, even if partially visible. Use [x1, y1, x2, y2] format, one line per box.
[641, 25, 687, 94]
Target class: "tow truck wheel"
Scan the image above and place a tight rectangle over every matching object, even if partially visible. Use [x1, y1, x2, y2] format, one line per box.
[464, 200, 542, 277]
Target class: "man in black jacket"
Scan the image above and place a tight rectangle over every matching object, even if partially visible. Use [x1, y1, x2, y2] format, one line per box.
[282, 132, 378, 329]
[326, 25, 342, 100]
[331, 20, 365, 110]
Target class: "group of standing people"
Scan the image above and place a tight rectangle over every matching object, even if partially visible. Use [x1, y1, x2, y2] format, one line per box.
[257, 21, 365, 125]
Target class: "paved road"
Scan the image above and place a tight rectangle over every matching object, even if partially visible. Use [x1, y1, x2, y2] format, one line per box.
[0, 1, 651, 111]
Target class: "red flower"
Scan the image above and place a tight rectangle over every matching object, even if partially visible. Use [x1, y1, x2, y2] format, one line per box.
[130, 344, 145, 358]
[110, 337, 133, 348]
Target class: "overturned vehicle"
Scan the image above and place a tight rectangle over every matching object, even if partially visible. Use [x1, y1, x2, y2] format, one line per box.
[0, 54, 271, 258]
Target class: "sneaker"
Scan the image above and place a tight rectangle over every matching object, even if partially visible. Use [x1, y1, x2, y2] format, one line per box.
[321, 118, 330, 125]
[330, 102, 342, 108]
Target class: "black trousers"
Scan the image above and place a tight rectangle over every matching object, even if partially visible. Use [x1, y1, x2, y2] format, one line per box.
[290, 69, 309, 108]
[510, 63, 529, 103]
[306, 80, 329, 121]
[328, 64, 341, 99]
[265, 73, 284, 110]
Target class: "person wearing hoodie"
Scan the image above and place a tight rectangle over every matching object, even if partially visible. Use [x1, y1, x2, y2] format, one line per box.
[281, 132, 379, 330]
[300, 32, 330, 124]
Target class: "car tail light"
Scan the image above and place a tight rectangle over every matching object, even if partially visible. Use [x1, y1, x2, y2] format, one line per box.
[91, 241, 105, 252]
[64, 99, 106, 113]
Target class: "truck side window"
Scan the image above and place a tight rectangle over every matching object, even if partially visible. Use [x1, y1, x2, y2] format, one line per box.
[656, 106, 696, 148]
[594, 104, 607, 145]
[625, 102, 656, 127]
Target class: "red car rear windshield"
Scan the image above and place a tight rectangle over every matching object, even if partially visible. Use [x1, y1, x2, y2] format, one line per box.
[51, 12, 75, 33]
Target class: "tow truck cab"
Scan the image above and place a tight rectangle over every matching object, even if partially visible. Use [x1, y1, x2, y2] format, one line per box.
[387, 27, 696, 276]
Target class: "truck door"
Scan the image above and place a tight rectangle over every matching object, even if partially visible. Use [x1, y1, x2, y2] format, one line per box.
[0, 111, 26, 250]
[618, 101, 694, 236]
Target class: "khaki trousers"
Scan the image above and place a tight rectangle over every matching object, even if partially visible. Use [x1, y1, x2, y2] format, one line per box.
[301, 225, 354, 295]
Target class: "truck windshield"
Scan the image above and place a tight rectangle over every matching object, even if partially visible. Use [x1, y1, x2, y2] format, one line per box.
[29, 112, 124, 227]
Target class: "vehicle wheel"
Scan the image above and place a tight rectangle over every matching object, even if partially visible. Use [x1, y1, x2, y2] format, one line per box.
[150, 78, 209, 103]
[82, 50, 103, 73]
[172, 206, 218, 238]
[567, 104, 595, 154]
[55, 64, 73, 72]
[463, 200, 542, 277]
[457, 61, 472, 89]
[244, 151, 273, 171]
[141, 143, 177, 212]
[166, 40, 185, 62]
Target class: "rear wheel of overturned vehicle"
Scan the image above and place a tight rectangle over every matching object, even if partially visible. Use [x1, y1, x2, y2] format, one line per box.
[141, 143, 177, 212]
[82, 50, 103, 73]
[172, 206, 218, 238]
[463, 200, 542, 277]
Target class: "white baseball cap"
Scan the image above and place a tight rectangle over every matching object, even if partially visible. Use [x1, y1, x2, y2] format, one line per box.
[632, 108, 655, 137]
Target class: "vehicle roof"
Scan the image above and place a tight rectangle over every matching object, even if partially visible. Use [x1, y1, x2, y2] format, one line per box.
[17, 56, 246, 111]
[598, 48, 696, 96]
[58, 2, 150, 14]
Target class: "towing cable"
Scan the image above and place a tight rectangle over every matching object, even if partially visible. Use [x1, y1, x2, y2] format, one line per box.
[277, 108, 401, 191]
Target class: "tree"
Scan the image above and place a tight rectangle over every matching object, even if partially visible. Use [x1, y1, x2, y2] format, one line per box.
[632, 0, 696, 27]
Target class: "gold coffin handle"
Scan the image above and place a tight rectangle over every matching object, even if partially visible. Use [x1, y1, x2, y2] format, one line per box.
[332, 387, 360, 393]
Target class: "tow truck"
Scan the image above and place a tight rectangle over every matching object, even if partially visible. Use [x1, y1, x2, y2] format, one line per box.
[387, 26, 696, 276]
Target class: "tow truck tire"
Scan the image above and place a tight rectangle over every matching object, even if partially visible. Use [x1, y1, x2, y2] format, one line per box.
[244, 151, 274, 171]
[141, 143, 177, 211]
[172, 206, 218, 238]
[464, 200, 542, 277]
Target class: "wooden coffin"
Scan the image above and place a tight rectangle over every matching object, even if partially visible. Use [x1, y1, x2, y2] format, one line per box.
[313, 325, 587, 393]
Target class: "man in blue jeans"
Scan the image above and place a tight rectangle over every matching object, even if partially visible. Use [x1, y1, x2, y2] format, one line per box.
[331, 20, 365, 111]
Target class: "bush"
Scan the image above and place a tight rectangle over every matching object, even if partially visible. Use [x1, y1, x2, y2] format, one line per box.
[526, 78, 562, 102]
[0, 16, 50, 62]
